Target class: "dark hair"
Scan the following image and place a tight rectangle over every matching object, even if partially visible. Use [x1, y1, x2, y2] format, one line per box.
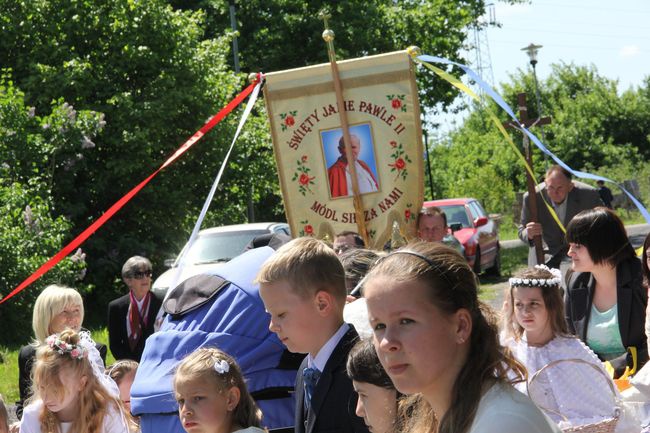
[642, 233, 650, 288]
[347, 338, 395, 389]
[507, 267, 569, 339]
[335, 231, 366, 248]
[545, 164, 572, 180]
[565, 207, 635, 267]
[339, 248, 380, 294]
[365, 241, 526, 433]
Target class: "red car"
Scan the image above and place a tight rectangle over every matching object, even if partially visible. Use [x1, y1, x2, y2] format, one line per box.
[423, 198, 500, 275]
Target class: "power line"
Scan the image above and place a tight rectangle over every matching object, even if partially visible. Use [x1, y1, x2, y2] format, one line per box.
[501, 26, 650, 41]
[491, 40, 648, 54]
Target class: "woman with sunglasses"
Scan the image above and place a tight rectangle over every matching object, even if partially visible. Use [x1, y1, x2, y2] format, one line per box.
[108, 255, 162, 362]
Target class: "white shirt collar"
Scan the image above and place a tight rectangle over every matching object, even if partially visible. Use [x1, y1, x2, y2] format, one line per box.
[307, 323, 350, 372]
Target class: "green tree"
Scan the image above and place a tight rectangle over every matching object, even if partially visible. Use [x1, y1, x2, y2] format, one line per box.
[427, 62, 650, 223]
[0, 78, 92, 345]
[0, 0, 279, 324]
[169, 0, 520, 113]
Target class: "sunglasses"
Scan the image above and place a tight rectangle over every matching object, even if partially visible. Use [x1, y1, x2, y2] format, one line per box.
[131, 270, 153, 279]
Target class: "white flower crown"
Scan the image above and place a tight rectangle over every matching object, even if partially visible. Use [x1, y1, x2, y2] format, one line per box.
[509, 264, 562, 288]
[45, 334, 88, 360]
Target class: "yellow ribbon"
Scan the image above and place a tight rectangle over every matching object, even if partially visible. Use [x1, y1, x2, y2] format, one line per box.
[413, 57, 566, 233]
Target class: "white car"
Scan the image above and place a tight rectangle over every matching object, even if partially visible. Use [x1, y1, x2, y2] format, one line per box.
[152, 222, 291, 298]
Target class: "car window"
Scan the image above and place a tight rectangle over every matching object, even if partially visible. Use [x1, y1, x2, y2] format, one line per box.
[183, 230, 268, 264]
[469, 201, 486, 219]
[475, 201, 488, 216]
[440, 205, 471, 228]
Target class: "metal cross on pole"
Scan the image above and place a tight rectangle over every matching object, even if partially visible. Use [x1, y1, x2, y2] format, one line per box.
[504, 93, 552, 265]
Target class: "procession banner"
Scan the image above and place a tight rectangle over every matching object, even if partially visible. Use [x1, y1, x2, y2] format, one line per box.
[264, 51, 424, 249]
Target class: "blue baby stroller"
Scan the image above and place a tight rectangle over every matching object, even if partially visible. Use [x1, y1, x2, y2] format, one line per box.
[130, 244, 301, 433]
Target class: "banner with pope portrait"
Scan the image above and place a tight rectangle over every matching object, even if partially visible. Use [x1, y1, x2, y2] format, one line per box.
[264, 50, 424, 249]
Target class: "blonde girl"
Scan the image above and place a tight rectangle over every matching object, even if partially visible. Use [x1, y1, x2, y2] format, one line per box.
[173, 348, 264, 433]
[20, 329, 132, 433]
[363, 241, 560, 433]
[506, 265, 624, 428]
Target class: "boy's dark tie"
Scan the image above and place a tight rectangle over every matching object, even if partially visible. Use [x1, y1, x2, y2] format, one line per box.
[303, 367, 321, 404]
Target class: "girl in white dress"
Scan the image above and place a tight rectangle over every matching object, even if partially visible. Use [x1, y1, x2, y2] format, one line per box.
[20, 329, 132, 433]
[173, 348, 266, 433]
[506, 265, 622, 429]
[363, 241, 561, 433]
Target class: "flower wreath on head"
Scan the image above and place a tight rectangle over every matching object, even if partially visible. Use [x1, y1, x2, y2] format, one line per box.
[45, 334, 88, 360]
[508, 265, 562, 288]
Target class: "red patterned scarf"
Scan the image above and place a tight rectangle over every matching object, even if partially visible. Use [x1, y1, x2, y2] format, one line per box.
[128, 290, 151, 352]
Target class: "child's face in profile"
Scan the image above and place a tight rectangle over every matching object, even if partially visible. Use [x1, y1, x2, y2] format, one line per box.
[40, 365, 86, 421]
[352, 381, 397, 433]
[259, 280, 323, 355]
[175, 377, 237, 433]
[365, 275, 468, 399]
[118, 371, 136, 411]
[513, 286, 552, 344]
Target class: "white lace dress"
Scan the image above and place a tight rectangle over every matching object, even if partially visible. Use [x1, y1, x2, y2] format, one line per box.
[507, 336, 619, 429]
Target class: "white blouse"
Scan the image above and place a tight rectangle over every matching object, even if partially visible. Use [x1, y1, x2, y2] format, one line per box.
[507, 336, 619, 428]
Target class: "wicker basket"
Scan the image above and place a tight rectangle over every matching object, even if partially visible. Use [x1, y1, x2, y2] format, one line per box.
[528, 358, 620, 433]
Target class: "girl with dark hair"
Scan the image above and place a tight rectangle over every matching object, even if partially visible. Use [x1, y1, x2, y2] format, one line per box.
[506, 266, 620, 428]
[565, 207, 648, 377]
[363, 241, 560, 433]
[346, 339, 402, 433]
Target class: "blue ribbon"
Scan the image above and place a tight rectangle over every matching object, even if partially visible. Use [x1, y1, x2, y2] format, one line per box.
[418, 54, 650, 224]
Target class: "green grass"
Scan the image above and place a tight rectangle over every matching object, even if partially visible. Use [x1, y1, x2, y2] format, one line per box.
[0, 328, 113, 405]
[618, 209, 647, 226]
[496, 207, 647, 242]
[478, 245, 529, 303]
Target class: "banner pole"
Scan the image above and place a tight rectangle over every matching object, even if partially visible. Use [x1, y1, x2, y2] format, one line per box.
[319, 11, 369, 245]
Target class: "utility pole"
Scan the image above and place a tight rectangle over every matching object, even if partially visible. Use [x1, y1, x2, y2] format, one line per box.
[229, 0, 255, 222]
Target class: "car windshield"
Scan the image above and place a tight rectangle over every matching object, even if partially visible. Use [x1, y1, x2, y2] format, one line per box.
[440, 205, 471, 228]
[180, 230, 268, 265]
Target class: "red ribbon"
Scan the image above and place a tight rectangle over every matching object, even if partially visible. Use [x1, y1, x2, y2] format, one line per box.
[0, 77, 260, 304]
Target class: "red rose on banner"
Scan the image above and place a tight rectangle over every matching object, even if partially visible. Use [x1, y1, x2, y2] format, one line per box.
[292, 156, 315, 195]
[390, 140, 397, 148]
[404, 203, 416, 223]
[388, 141, 412, 181]
[280, 110, 298, 131]
[298, 219, 314, 236]
[386, 94, 407, 112]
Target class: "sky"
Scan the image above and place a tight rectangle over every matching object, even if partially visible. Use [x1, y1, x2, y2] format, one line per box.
[489, 0, 650, 90]
[435, 0, 650, 131]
